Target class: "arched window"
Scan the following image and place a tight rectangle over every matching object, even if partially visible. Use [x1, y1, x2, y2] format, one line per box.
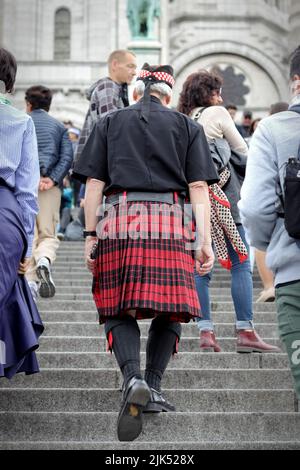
[54, 8, 71, 60]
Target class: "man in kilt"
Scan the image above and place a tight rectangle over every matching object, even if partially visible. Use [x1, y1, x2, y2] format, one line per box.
[73, 63, 219, 441]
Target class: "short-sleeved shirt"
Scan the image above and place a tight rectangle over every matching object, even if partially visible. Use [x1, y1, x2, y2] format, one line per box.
[73, 96, 219, 194]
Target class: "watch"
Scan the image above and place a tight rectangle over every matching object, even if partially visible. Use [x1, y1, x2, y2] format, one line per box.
[83, 230, 97, 238]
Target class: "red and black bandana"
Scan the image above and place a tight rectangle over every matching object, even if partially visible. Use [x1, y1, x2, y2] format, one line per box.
[137, 63, 175, 88]
[137, 63, 175, 122]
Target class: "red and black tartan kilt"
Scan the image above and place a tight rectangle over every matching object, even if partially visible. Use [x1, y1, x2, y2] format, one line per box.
[92, 199, 201, 324]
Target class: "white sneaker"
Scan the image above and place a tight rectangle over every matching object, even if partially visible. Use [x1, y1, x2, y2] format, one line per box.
[36, 257, 56, 298]
[57, 232, 65, 241]
[28, 281, 38, 303]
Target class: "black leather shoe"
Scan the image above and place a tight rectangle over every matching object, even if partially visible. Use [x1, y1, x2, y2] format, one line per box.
[117, 376, 151, 441]
[143, 388, 176, 413]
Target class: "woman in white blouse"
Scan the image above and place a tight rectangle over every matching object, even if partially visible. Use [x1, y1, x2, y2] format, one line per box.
[178, 70, 279, 354]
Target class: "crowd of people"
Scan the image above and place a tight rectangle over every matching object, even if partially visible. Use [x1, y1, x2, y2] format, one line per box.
[1, 43, 300, 442]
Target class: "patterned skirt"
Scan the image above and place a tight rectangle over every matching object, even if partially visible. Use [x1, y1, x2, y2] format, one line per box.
[92, 200, 201, 323]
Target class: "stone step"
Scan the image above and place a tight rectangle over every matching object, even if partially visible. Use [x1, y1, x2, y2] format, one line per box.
[1, 441, 299, 450]
[0, 389, 296, 413]
[36, 300, 277, 312]
[36, 336, 282, 353]
[34, 352, 289, 370]
[48, 280, 95, 287]
[0, 369, 292, 389]
[58, 242, 85, 246]
[42, 322, 280, 338]
[1, 412, 299, 442]
[40, 310, 279, 323]
[6, 240, 286, 449]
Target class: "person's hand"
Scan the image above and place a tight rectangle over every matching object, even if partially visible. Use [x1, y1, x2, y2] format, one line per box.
[18, 257, 31, 275]
[39, 177, 55, 191]
[195, 244, 215, 276]
[80, 198, 85, 208]
[85, 237, 98, 273]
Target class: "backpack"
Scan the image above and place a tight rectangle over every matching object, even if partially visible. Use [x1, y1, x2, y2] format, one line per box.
[282, 133, 300, 239]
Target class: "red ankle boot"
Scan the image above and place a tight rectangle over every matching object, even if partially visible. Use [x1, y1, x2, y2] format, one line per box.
[200, 331, 222, 352]
[236, 329, 281, 353]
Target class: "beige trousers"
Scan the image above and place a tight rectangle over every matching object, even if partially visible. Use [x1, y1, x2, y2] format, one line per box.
[26, 186, 61, 282]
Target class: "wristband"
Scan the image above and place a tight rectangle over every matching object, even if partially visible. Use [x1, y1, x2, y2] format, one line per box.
[83, 230, 97, 238]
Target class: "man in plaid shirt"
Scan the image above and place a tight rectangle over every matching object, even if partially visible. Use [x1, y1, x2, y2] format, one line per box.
[75, 50, 137, 162]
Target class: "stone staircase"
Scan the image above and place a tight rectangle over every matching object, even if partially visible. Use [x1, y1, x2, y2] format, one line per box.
[0, 241, 300, 450]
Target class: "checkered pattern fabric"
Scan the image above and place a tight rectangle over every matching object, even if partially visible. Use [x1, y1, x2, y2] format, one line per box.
[75, 78, 124, 163]
[138, 69, 175, 88]
[92, 200, 201, 323]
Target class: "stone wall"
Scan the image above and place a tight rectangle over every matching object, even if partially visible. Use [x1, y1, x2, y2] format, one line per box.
[1, 0, 298, 126]
[1, 0, 128, 126]
[169, 0, 292, 112]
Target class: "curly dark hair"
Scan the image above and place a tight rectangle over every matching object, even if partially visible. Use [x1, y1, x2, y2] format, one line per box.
[177, 69, 223, 116]
[0, 48, 17, 93]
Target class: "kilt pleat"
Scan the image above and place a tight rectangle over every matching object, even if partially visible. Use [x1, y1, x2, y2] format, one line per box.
[92, 200, 201, 323]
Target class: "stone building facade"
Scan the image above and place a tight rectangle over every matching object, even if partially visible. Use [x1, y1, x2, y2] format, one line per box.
[0, 0, 299, 126]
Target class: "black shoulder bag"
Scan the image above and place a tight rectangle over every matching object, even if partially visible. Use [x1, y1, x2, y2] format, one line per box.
[283, 137, 300, 239]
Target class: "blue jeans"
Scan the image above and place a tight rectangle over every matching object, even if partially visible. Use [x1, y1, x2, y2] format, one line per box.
[195, 224, 253, 331]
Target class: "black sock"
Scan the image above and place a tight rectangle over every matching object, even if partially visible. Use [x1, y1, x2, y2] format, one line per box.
[144, 369, 161, 391]
[105, 316, 141, 387]
[145, 317, 181, 392]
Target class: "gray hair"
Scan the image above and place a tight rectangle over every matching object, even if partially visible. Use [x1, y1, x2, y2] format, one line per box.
[134, 80, 172, 99]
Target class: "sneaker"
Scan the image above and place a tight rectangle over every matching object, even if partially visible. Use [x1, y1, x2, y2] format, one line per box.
[36, 257, 55, 298]
[28, 281, 38, 303]
[57, 232, 65, 241]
